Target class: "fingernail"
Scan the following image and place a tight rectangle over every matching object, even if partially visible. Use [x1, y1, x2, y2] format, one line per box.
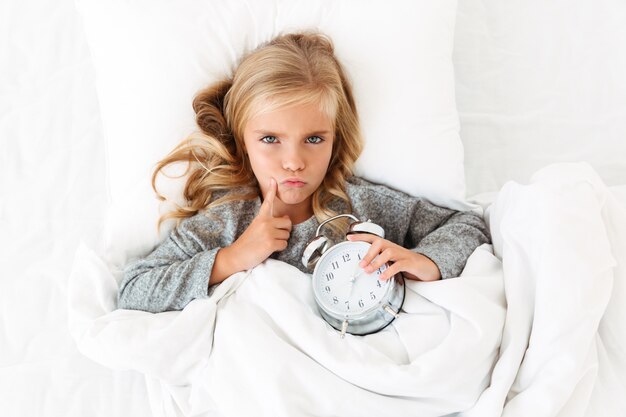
[270, 178, 274, 186]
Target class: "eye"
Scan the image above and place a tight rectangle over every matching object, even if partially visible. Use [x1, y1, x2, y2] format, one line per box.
[260, 136, 278, 144]
[306, 136, 324, 144]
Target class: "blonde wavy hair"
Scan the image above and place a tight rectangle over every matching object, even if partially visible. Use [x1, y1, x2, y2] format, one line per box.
[153, 31, 363, 238]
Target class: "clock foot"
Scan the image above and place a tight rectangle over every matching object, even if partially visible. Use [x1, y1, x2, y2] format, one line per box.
[383, 305, 400, 318]
[340, 319, 349, 339]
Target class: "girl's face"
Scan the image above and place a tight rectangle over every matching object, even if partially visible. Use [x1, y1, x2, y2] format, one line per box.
[243, 101, 334, 221]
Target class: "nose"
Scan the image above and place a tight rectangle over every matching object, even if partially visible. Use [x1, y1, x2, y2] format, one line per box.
[282, 146, 305, 172]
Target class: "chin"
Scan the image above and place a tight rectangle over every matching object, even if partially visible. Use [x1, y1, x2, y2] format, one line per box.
[278, 189, 311, 204]
[279, 195, 306, 205]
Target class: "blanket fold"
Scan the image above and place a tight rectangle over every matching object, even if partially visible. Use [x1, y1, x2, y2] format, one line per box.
[68, 162, 626, 417]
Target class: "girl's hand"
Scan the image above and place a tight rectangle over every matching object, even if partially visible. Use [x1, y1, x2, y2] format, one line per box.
[228, 178, 292, 271]
[346, 234, 441, 282]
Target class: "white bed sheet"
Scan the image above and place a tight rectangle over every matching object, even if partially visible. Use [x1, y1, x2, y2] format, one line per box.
[454, 0, 626, 195]
[0, 0, 152, 415]
[65, 163, 626, 417]
[2, 0, 626, 416]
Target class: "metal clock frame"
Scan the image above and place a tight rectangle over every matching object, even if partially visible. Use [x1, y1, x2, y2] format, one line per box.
[302, 214, 406, 338]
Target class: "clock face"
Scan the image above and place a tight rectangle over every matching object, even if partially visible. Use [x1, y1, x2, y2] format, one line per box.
[312, 240, 391, 317]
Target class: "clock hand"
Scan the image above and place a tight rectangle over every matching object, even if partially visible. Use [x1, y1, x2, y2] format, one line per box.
[348, 278, 357, 300]
[350, 264, 367, 281]
[348, 265, 366, 298]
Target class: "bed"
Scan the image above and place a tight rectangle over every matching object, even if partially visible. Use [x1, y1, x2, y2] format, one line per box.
[1, 0, 625, 416]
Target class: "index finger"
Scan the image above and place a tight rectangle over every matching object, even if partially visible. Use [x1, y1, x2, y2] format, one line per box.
[347, 234, 383, 267]
[347, 233, 376, 244]
[260, 177, 277, 217]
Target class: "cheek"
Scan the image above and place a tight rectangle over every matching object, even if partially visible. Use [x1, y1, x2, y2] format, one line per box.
[316, 145, 334, 170]
[246, 148, 274, 174]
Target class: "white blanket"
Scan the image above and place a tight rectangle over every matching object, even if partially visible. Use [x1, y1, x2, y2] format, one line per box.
[68, 162, 626, 417]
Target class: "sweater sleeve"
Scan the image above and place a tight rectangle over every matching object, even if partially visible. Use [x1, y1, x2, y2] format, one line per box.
[117, 214, 224, 313]
[406, 200, 491, 279]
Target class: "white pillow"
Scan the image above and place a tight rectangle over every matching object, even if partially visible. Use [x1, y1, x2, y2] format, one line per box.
[75, 0, 469, 266]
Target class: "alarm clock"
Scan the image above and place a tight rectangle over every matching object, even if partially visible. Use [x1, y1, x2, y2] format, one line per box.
[301, 214, 405, 338]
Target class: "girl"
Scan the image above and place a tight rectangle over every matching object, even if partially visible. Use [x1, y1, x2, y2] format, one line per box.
[118, 32, 490, 313]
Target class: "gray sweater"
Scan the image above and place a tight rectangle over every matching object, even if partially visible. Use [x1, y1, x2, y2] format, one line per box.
[118, 176, 490, 313]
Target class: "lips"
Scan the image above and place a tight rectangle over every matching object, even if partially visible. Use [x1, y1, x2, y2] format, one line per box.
[282, 177, 306, 187]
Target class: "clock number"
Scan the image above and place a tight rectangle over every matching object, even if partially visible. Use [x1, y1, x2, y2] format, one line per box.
[345, 301, 350, 310]
[370, 291, 376, 300]
[375, 269, 382, 275]
[326, 272, 334, 281]
[325, 286, 331, 293]
[376, 280, 382, 288]
[332, 296, 338, 304]
[331, 261, 339, 270]
[358, 299, 364, 308]
[358, 253, 362, 260]
[342, 253, 350, 263]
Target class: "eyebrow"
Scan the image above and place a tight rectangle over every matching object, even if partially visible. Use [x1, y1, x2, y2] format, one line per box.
[253, 130, 332, 137]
